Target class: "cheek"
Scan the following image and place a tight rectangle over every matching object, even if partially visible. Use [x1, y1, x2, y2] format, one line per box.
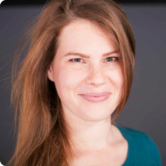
[109, 68, 124, 92]
[116, 71, 124, 88]
[53, 64, 82, 96]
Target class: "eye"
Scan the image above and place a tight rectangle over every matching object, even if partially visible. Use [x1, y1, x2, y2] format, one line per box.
[69, 58, 84, 63]
[105, 57, 119, 62]
[69, 57, 119, 63]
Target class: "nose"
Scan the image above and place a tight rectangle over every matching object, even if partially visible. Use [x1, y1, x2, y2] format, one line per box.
[85, 65, 106, 87]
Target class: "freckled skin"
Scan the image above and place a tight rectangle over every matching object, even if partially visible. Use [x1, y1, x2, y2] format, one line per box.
[47, 19, 124, 123]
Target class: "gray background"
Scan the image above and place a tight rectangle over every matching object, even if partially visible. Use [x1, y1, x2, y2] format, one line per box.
[0, 5, 166, 165]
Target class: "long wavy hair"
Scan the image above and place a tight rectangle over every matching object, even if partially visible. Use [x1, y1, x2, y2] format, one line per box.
[7, 0, 135, 165]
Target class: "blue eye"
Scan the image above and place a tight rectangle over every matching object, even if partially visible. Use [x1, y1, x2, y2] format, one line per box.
[106, 57, 119, 62]
[107, 57, 119, 62]
[69, 58, 84, 63]
[69, 57, 119, 63]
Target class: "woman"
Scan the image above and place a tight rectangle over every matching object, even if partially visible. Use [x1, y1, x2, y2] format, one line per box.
[7, 0, 162, 166]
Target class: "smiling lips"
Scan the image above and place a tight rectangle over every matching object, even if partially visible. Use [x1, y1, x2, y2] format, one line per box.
[79, 92, 111, 102]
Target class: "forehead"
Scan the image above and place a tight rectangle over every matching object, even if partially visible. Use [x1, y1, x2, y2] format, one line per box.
[56, 19, 118, 54]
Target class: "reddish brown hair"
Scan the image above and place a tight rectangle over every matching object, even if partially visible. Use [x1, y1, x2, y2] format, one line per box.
[7, 0, 135, 165]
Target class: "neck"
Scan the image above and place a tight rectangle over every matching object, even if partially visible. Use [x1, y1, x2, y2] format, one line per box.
[64, 110, 116, 152]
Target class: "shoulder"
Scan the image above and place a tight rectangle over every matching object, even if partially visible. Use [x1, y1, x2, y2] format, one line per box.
[116, 125, 162, 166]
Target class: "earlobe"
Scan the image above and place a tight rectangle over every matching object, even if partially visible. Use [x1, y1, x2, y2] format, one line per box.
[47, 66, 54, 82]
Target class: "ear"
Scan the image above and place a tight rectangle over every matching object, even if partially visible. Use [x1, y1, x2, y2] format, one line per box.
[47, 65, 54, 82]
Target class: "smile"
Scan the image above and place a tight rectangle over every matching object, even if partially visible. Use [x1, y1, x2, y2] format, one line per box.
[79, 93, 111, 103]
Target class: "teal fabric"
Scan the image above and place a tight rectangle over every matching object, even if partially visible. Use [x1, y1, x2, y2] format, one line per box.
[116, 125, 162, 166]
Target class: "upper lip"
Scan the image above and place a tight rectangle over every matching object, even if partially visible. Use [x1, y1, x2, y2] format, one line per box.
[79, 92, 111, 97]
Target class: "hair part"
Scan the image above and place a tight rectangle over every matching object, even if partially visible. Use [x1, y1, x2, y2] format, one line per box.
[7, 0, 135, 165]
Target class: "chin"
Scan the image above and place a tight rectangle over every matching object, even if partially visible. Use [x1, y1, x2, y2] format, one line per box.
[79, 108, 112, 122]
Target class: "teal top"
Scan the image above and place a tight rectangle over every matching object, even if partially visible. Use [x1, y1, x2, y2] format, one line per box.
[116, 125, 162, 166]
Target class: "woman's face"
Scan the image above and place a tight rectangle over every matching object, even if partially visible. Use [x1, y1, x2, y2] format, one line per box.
[47, 19, 124, 122]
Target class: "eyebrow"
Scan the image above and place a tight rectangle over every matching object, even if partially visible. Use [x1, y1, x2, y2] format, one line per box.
[64, 50, 119, 58]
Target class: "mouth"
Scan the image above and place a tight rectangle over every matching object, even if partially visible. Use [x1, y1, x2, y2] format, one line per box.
[79, 92, 111, 102]
[80, 92, 111, 96]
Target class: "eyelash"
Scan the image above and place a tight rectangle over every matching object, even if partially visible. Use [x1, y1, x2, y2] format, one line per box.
[69, 57, 119, 63]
